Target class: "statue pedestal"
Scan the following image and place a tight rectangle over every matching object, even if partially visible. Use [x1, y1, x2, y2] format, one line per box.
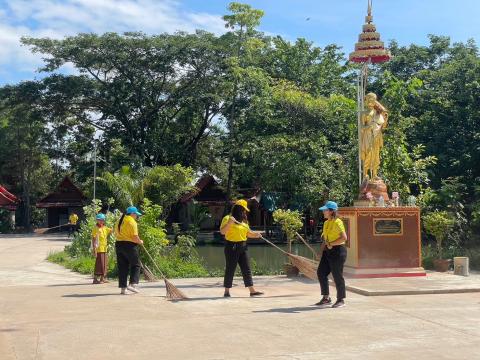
[359, 178, 389, 201]
[338, 207, 425, 278]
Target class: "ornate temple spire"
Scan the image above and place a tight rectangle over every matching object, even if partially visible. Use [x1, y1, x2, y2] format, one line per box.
[349, 0, 391, 64]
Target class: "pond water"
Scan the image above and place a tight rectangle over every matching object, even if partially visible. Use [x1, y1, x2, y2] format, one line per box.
[196, 243, 323, 272]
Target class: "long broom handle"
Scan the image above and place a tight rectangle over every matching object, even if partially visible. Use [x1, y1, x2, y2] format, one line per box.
[37, 223, 73, 234]
[294, 231, 318, 258]
[140, 244, 167, 280]
[230, 218, 289, 255]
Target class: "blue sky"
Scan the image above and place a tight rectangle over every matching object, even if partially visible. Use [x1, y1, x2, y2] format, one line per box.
[1, 0, 479, 85]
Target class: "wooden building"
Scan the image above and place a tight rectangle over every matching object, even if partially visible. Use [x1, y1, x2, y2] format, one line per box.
[0, 185, 19, 230]
[169, 174, 267, 231]
[36, 176, 87, 228]
[0, 185, 19, 211]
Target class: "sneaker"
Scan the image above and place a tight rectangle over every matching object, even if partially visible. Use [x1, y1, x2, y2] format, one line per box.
[120, 288, 128, 295]
[332, 300, 345, 308]
[127, 285, 140, 294]
[315, 297, 332, 307]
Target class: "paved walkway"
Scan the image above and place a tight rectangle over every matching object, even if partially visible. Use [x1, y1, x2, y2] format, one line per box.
[1, 235, 479, 360]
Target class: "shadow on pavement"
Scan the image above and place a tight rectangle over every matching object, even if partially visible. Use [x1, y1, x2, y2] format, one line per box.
[48, 283, 91, 287]
[0, 328, 20, 332]
[62, 293, 118, 298]
[253, 305, 325, 314]
[166, 294, 304, 302]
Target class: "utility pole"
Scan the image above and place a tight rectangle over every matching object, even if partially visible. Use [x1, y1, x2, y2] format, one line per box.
[93, 142, 97, 209]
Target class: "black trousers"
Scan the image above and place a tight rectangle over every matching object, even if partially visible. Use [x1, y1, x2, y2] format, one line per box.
[317, 245, 347, 300]
[223, 241, 254, 288]
[115, 242, 141, 288]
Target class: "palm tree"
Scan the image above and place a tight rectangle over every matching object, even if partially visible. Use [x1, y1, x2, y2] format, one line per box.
[99, 166, 145, 210]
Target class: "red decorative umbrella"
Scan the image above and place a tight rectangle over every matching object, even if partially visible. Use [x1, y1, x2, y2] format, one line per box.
[349, 0, 391, 64]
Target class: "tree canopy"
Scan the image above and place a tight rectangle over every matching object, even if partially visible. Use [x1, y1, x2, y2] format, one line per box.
[0, 3, 479, 248]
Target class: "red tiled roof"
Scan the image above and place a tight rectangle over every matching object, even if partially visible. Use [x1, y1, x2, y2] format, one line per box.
[0, 186, 19, 210]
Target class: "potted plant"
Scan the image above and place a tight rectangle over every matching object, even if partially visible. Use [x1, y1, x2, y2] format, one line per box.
[423, 211, 455, 272]
[273, 209, 303, 277]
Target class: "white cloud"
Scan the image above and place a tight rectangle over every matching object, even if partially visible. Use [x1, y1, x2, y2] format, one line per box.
[0, 0, 226, 84]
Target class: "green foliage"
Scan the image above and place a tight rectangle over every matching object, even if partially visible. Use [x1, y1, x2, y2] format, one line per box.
[423, 211, 455, 259]
[100, 165, 194, 218]
[100, 167, 145, 210]
[143, 165, 195, 215]
[137, 198, 169, 263]
[223, 2, 264, 32]
[48, 251, 117, 277]
[67, 200, 120, 258]
[0, 3, 478, 254]
[272, 209, 303, 241]
[0, 209, 13, 233]
[379, 73, 437, 198]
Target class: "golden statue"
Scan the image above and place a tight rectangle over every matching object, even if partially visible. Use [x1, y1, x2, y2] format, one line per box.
[360, 92, 388, 180]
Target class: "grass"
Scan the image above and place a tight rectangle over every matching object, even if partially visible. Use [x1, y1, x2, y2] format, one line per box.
[48, 250, 283, 279]
[47, 251, 117, 277]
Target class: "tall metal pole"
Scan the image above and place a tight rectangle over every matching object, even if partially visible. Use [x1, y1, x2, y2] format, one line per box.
[357, 61, 369, 186]
[93, 142, 97, 205]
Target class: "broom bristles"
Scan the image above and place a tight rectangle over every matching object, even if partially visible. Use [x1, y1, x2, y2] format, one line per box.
[164, 278, 188, 300]
[288, 254, 319, 281]
[141, 263, 158, 282]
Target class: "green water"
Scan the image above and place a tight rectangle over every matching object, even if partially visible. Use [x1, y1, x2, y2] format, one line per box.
[196, 243, 322, 272]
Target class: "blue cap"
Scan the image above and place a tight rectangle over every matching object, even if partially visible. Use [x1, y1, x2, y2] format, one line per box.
[96, 213, 106, 221]
[319, 201, 338, 211]
[126, 206, 142, 216]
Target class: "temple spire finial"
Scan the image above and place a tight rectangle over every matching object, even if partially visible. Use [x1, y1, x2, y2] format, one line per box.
[368, 0, 372, 16]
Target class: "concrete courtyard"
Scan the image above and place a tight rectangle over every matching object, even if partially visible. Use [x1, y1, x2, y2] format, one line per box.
[0, 235, 479, 360]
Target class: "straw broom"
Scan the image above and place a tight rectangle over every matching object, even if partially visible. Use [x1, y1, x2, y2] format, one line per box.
[260, 235, 321, 281]
[232, 219, 322, 281]
[140, 245, 188, 300]
[35, 223, 72, 234]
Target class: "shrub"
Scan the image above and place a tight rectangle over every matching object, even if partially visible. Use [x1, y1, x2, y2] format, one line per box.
[423, 211, 455, 259]
[60, 198, 212, 279]
[67, 200, 120, 258]
[273, 209, 303, 253]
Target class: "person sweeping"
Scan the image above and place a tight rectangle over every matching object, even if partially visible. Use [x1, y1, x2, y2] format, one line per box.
[220, 199, 264, 298]
[68, 212, 79, 237]
[114, 206, 143, 295]
[91, 213, 111, 284]
[316, 201, 348, 308]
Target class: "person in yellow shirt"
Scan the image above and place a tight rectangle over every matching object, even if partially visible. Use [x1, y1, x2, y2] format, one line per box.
[114, 206, 144, 295]
[220, 199, 264, 298]
[92, 213, 112, 284]
[316, 201, 348, 308]
[68, 212, 79, 237]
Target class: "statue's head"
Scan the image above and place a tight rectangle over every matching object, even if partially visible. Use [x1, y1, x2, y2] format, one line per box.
[365, 92, 377, 109]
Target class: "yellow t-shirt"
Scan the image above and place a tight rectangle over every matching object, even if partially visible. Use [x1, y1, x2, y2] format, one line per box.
[92, 226, 112, 253]
[69, 214, 79, 225]
[114, 215, 138, 243]
[322, 218, 346, 244]
[220, 215, 250, 242]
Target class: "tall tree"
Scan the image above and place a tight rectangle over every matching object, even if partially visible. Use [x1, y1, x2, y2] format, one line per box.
[221, 2, 265, 212]
[22, 31, 228, 168]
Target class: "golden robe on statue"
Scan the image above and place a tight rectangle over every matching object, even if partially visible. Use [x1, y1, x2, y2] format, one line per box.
[360, 93, 388, 180]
